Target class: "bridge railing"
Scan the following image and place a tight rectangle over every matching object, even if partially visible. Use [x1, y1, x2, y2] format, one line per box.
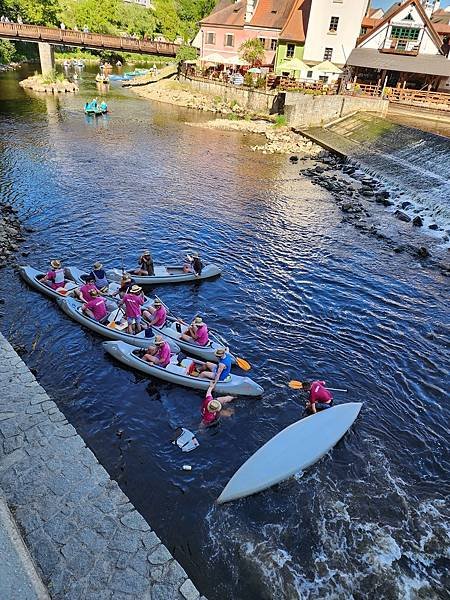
[0, 22, 180, 56]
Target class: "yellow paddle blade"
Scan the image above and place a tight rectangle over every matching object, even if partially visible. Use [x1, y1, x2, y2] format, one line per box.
[236, 356, 251, 371]
[107, 321, 117, 329]
[288, 380, 303, 390]
[57, 289, 68, 296]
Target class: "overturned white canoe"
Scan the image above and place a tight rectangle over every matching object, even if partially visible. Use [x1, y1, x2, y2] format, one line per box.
[57, 297, 180, 352]
[217, 403, 362, 504]
[103, 340, 263, 396]
[106, 263, 221, 285]
[19, 265, 80, 301]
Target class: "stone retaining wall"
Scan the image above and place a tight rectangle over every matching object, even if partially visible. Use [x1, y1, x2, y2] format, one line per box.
[0, 333, 203, 600]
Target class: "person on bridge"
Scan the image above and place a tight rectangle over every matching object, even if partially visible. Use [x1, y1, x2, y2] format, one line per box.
[17, 16, 22, 24]
[60, 22, 65, 30]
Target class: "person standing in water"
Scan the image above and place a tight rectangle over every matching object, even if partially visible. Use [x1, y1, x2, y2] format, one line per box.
[302, 381, 334, 414]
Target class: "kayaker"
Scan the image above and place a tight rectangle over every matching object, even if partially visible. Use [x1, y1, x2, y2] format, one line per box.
[42, 260, 66, 290]
[198, 348, 232, 383]
[143, 299, 167, 328]
[133, 250, 154, 276]
[143, 335, 171, 367]
[200, 382, 235, 427]
[303, 381, 334, 414]
[89, 262, 109, 291]
[114, 272, 136, 298]
[82, 289, 107, 322]
[180, 316, 209, 346]
[119, 284, 145, 334]
[100, 100, 107, 112]
[191, 252, 203, 276]
[75, 274, 96, 302]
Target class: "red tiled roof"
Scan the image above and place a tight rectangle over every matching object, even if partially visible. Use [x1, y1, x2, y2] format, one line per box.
[435, 22, 450, 35]
[361, 16, 380, 29]
[279, 0, 311, 42]
[250, 0, 296, 30]
[201, 1, 245, 27]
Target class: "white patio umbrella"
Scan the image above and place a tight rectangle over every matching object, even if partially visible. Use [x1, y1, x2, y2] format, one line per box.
[221, 55, 249, 66]
[276, 58, 310, 72]
[202, 53, 227, 63]
[311, 60, 343, 74]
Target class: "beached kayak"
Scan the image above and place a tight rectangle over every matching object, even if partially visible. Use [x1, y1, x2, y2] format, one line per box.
[217, 403, 362, 504]
[57, 297, 180, 351]
[103, 340, 263, 396]
[19, 265, 80, 301]
[67, 266, 152, 308]
[106, 264, 221, 285]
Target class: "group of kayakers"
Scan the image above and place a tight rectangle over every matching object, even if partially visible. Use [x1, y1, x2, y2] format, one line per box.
[84, 98, 108, 113]
[40, 254, 330, 426]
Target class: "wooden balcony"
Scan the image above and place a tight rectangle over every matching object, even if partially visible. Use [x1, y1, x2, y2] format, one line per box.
[379, 46, 419, 56]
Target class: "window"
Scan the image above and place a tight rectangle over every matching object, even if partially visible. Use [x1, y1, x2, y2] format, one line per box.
[206, 32, 215, 45]
[270, 39, 277, 51]
[259, 37, 266, 48]
[307, 70, 313, 78]
[329, 16, 339, 32]
[323, 47, 333, 60]
[286, 43, 295, 58]
[224, 33, 234, 47]
[390, 26, 420, 40]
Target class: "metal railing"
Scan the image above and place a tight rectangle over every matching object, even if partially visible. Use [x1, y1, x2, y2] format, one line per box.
[0, 22, 180, 56]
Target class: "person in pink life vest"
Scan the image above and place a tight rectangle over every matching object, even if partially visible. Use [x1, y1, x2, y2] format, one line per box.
[199, 382, 236, 427]
[42, 259, 66, 290]
[303, 380, 334, 415]
[119, 285, 145, 334]
[142, 335, 171, 368]
[82, 288, 107, 322]
[180, 316, 209, 346]
[142, 298, 167, 328]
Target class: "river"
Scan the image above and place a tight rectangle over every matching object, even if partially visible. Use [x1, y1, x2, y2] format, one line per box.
[0, 65, 449, 599]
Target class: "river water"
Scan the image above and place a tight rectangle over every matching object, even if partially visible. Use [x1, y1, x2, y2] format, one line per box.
[0, 66, 449, 599]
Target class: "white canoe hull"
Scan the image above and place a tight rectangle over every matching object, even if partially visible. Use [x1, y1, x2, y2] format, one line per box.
[217, 403, 362, 504]
[103, 340, 263, 396]
[57, 297, 180, 352]
[106, 264, 221, 285]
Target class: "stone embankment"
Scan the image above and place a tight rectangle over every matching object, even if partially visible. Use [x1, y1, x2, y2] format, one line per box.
[20, 75, 78, 94]
[0, 333, 203, 600]
[296, 153, 450, 275]
[189, 119, 322, 155]
[0, 202, 25, 269]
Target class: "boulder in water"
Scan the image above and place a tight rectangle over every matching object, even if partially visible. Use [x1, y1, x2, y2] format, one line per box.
[412, 216, 423, 227]
[428, 223, 439, 230]
[394, 210, 411, 223]
[414, 246, 430, 259]
[401, 201, 413, 210]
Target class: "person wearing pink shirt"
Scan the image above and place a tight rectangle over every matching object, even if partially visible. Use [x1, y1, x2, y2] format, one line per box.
[142, 335, 171, 368]
[303, 381, 334, 414]
[200, 382, 236, 427]
[82, 289, 107, 322]
[119, 285, 145, 334]
[142, 299, 167, 328]
[180, 316, 209, 346]
[75, 275, 96, 302]
[42, 259, 66, 290]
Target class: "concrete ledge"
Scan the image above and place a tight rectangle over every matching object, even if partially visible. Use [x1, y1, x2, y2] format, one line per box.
[0, 333, 203, 600]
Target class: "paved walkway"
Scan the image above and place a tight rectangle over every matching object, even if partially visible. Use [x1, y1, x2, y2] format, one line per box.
[0, 333, 203, 600]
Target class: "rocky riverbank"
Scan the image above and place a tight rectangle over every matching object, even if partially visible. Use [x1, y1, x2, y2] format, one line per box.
[20, 75, 78, 94]
[296, 153, 450, 276]
[189, 119, 322, 155]
[0, 202, 25, 269]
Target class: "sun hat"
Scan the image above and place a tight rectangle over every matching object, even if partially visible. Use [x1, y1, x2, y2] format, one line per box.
[154, 335, 164, 345]
[193, 316, 203, 325]
[207, 399, 222, 413]
[191, 251, 199, 258]
[154, 299, 162, 306]
[215, 348, 226, 357]
[93, 261, 102, 269]
[50, 259, 61, 269]
[142, 250, 151, 256]
[122, 272, 131, 282]
[130, 285, 142, 294]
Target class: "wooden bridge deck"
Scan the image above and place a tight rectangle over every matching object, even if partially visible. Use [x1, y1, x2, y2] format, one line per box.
[0, 22, 180, 57]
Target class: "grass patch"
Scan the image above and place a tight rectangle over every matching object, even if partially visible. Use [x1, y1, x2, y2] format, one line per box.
[273, 114, 287, 127]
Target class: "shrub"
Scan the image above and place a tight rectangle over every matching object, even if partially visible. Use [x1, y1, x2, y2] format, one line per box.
[244, 72, 254, 88]
[274, 114, 287, 127]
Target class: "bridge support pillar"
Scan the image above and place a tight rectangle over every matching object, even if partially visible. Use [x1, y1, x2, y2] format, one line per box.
[38, 42, 55, 75]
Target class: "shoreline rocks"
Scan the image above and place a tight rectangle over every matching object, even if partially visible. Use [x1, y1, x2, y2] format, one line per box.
[20, 75, 78, 94]
[0, 203, 24, 269]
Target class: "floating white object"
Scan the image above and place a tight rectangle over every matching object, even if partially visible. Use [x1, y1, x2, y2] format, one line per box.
[172, 428, 199, 453]
[217, 403, 362, 504]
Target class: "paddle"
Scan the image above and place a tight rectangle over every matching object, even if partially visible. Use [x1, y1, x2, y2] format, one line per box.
[107, 304, 125, 329]
[155, 296, 252, 371]
[289, 380, 348, 392]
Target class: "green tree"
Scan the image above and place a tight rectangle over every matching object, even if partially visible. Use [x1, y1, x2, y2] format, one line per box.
[154, 0, 180, 41]
[239, 38, 265, 66]
[3, 0, 60, 25]
[60, 0, 121, 34]
[118, 2, 156, 38]
[0, 40, 15, 64]
[175, 43, 197, 63]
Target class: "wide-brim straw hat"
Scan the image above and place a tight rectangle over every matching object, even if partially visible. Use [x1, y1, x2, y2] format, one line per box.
[142, 250, 151, 256]
[193, 317, 203, 325]
[154, 299, 162, 306]
[93, 261, 102, 269]
[130, 285, 142, 294]
[215, 348, 226, 357]
[50, 260, 61, 269]
[207, 399, 222, 413]
[154, 335, 164, 345]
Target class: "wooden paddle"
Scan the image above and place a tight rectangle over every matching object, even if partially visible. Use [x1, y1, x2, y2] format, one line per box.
[289, 380, 348, 392]
[155, 296, 252, 371]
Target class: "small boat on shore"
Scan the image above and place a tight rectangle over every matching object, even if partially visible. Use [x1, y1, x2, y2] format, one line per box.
[107, 264, 221, 285]
[103, 341, 263, 396]
[57, 297, 180, 351]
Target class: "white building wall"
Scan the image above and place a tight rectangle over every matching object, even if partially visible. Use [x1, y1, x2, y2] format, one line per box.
[303, 0, 369, 65]
[360, 4, 441, 55]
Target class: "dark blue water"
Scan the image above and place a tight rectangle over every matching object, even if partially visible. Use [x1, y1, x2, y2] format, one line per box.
[0, 66, 449, 599]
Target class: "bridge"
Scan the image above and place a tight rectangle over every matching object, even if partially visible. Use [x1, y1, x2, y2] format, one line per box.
[0, 22, 181, 74]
